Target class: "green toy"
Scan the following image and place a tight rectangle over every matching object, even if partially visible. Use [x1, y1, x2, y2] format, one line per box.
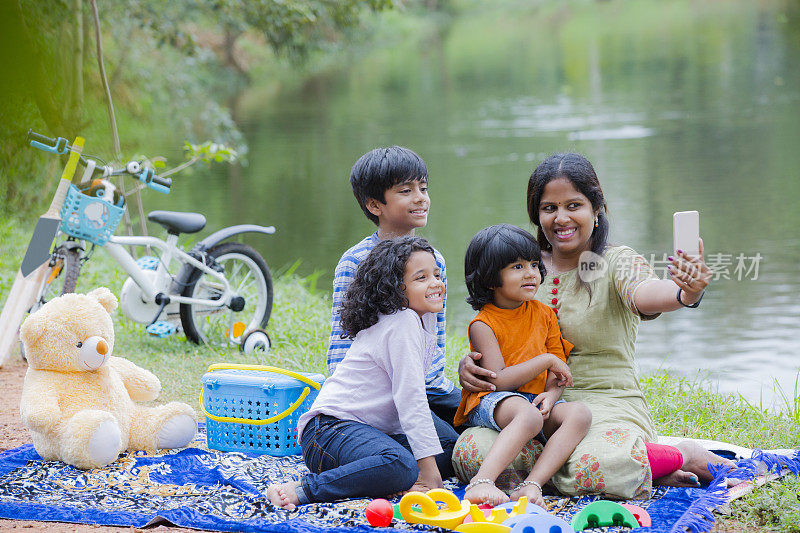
[571, 500, 640, 530]
[393, 503, 420, 520]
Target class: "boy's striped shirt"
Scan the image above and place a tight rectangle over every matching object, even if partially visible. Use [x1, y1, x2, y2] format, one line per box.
[327, 232, 454, 395]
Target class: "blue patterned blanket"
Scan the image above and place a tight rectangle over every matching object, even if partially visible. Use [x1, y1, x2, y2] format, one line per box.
[0, 432, 796, 533]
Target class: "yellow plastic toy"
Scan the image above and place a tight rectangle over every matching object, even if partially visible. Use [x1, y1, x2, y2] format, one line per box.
[399, 488, 470, 529]
[455, 522, 511, 533]
[467, 497, 530, 524]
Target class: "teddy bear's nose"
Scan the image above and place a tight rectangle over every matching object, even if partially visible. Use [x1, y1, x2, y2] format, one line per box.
[96, 339, 109, 355]
[79, 336, 112, 370]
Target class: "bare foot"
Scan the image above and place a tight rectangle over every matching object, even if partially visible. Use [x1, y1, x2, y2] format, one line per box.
[675, 441, 736, 483]
[465, 481, 509, 506]
[653, 469, 699, 487]
[510, 484, 545, 508]
[267, 480, 301, 510]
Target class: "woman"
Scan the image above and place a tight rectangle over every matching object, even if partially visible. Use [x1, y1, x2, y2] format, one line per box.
[459, 153, 733, 499]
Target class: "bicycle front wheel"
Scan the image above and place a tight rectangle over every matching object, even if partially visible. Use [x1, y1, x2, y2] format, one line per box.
[179, 242, 273, 347]
[31, 243, 82, 313]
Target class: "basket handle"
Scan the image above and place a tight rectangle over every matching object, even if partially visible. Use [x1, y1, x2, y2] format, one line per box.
[200, 364, 321, 426]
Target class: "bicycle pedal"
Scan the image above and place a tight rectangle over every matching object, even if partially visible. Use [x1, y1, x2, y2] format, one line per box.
[136, 256, 160, 271]
[146, 321, 177, 338]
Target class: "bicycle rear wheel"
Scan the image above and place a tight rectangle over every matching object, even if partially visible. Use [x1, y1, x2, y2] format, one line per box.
[179, 242, 273, 347]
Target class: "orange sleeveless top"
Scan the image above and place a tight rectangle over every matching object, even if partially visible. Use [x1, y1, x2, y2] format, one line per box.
[454, 300, 574, 426]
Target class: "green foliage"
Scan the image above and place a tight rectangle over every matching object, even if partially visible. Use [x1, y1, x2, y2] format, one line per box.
[184, 141, 238, 164]
[0, 0, 398, 219]
[209, 0, 397, 62]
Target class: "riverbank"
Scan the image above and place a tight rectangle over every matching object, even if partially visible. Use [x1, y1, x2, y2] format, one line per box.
[0, 217, 797, 530]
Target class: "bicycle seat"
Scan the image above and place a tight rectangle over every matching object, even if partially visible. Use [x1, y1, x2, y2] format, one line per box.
[148, 211, 206, 235]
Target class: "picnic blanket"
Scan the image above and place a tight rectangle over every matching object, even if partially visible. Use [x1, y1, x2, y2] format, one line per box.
[0, 430, 797, 533]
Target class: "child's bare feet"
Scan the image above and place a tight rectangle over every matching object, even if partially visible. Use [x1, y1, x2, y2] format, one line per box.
[464, 479, 509, 506]
[267, 480, 301, 510]
[510, 482, 545, 508]
[675, 441, 736, 483]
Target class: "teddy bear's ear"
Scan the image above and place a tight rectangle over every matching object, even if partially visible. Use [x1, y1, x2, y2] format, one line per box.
[88, 287, 118, 313]
[19, 309, 48, 350]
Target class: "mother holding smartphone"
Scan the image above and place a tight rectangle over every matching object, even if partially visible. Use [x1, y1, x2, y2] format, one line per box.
[458, 152, 734, 500]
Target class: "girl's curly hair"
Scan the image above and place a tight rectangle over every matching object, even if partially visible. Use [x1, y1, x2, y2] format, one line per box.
[340, 236, 436, 338]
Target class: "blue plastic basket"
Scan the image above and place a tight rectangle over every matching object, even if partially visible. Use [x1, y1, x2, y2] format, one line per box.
[59, 184, 124, 245]
[200, 364, 325, 456]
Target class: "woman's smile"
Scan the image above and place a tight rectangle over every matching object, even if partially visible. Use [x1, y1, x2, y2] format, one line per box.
[554, 226, 578, 240]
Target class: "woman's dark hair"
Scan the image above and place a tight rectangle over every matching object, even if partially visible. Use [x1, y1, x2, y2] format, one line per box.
[340, 236, 436, 338]
[465, 224, 545, 311]
[526, 152, 609, 298]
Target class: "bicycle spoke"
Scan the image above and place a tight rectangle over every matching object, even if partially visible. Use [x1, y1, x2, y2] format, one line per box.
[236, 271, 253, 293]
[228, 260, 244, 280]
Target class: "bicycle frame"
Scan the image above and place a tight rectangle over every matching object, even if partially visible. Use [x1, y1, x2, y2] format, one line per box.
[105, 233, 232, 308]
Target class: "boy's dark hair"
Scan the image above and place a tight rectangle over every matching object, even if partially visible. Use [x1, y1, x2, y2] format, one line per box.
[464, 224, 546, 310]
[350, 146, 428, 225]
[340, 236, 436, 338]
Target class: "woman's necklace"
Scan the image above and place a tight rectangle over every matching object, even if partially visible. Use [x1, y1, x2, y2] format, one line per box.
[547, 253, 561, 314]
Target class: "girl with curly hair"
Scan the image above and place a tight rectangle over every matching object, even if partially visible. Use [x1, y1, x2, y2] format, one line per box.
[268, 236, 457, 509]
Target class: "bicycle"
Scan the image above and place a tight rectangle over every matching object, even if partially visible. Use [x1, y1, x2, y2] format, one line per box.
[26, 130, 274, 351]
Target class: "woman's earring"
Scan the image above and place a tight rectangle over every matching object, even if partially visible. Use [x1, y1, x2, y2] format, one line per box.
[594, 216, 599, 228]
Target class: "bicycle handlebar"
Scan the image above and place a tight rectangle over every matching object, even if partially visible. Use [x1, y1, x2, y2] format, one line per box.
[27, 129, 171, 194]
[27, 130, 70, 155]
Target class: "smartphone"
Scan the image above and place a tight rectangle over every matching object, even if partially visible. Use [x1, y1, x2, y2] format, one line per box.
[673, 211, 700, 256]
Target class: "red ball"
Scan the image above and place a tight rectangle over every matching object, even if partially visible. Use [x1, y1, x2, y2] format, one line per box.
[365, 498, 394, 527]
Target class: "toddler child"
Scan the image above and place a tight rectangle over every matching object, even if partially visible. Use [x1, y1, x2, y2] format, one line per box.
[268, 236, 454, 509]
[454, 224, 592, 507]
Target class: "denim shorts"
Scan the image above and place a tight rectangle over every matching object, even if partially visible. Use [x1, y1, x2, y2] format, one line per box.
[468, 391, 565, 435]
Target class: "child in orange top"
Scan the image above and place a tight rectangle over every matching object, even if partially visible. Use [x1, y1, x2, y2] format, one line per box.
[455, 224, 592, 507]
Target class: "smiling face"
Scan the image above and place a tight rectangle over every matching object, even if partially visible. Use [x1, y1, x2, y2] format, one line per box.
[402, 250, 444, 317]
[366, 179, 430, 237]
[493, 258, 542, 309]
[538, 177, 599, 259]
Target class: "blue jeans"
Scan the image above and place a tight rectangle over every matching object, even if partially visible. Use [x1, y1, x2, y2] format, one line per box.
[296, 413, 458, 504]
[468, 391, 566, 442]
[427, 388, 462, 430]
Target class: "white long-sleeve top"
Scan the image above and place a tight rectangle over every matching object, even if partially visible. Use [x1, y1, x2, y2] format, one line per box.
[298, 308, 443, 460]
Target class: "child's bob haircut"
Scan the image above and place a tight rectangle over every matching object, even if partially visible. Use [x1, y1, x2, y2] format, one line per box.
[340, 236, 436, 338]
[464, 224, 546, 310]
[350, 146, 428, 225]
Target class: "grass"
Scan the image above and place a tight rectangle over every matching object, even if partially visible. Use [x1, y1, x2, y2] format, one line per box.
[1, 217, 798, 531]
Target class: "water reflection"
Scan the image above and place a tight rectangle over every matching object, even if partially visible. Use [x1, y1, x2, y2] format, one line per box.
[152, 0, 800, 406]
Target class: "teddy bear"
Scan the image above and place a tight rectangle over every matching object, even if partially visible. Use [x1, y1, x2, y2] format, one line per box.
[19, 287, 197, 469]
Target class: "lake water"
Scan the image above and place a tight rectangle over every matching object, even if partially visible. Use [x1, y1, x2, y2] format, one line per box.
[154, 1, 800, 407]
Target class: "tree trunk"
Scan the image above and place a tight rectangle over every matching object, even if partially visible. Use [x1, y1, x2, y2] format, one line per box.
[70, 0, 84, 122]
[223, 25, 250, 79]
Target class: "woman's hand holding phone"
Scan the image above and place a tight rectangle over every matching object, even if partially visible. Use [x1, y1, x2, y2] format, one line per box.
[669, 211, 711, 305]
[668, 239, 711, 305]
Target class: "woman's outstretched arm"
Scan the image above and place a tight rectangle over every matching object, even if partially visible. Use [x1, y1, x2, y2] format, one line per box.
[635, 238, 710, 315]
